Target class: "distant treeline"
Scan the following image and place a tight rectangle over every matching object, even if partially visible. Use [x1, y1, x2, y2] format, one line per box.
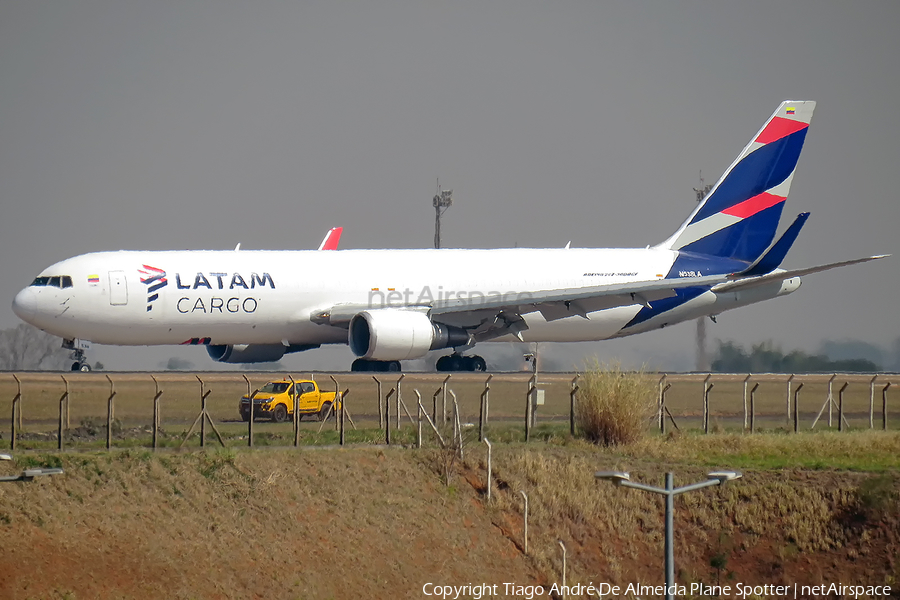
[712, 341, 882, 373]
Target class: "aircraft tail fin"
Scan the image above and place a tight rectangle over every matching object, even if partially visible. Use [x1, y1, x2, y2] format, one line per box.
[659, 101, 816, 264]
[318, 227, 343, 251]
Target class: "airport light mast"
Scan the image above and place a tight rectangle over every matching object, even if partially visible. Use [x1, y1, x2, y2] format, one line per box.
[433, 185, 453, 249]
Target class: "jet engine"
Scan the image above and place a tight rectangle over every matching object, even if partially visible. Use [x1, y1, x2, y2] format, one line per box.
[207, 343, 287, 364]
[349, 310, 469, 361]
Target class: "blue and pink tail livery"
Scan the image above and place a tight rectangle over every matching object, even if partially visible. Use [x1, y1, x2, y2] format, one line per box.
[662, 101, 815, 264]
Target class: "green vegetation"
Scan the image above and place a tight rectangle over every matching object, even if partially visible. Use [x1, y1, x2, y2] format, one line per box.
[712, 340, 882, 372]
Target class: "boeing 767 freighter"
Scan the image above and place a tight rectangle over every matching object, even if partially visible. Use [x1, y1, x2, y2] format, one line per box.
[11, 101, 887, 372]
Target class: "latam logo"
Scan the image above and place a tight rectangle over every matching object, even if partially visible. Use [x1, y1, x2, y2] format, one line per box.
[139, 265, 168, 312]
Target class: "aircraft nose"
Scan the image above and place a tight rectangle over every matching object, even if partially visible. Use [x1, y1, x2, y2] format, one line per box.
[12, 287, 37, 321]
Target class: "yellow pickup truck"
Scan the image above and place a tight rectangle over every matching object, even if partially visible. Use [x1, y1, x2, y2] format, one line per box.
[239, 379, 338, 423]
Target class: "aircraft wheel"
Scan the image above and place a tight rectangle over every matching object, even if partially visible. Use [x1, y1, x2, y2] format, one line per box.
[436, 356, 450, 371]
[470, 356, 487, 372]
[386, 361, 401, 372]
[71, 362, 81, 371]
[351, 358, 370, 372]
[80, 363, 92, 372]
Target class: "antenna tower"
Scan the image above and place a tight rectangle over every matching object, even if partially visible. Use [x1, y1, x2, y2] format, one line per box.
[433, 180, 453, 249]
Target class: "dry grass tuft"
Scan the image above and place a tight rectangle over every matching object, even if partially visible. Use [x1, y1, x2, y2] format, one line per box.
[576, 360, 656, 446]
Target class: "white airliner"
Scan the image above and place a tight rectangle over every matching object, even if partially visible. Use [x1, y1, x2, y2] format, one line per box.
[11, 101, 887, 372]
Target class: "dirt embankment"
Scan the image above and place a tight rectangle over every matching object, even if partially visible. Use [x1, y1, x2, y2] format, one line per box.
[1, 446, 898, 599]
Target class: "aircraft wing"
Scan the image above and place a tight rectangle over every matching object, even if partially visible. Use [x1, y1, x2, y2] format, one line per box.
[314, 273, 731, 339]
[315, 254, 888, 343]
[713, 254, 889, 293]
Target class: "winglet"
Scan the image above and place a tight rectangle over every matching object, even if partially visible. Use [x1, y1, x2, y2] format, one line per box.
[318, 227, 343, 251]
[739, 212, 810, 277]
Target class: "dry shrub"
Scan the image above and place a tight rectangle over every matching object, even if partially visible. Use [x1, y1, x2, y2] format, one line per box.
[576, 360, 656, 446]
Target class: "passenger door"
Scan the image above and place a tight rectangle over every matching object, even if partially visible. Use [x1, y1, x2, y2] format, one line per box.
[108, 271, 128, 305]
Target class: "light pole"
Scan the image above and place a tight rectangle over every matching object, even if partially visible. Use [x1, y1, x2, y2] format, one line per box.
[0, 454, 64, 483]
[595, 470, 741, 600]
[433, 187, 453, 249]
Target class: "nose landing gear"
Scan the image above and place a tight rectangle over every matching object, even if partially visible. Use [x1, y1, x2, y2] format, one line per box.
[63, 338, 92, 372]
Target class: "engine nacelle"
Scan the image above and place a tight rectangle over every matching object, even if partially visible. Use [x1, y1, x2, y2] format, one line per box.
[207, 343, 287, 364]
[349, 310, 469, 361]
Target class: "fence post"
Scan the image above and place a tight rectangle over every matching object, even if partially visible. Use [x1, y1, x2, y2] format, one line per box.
[742, 374, 751, 431]
[289, 375, 299, 446]
[330, 376, 344, 446]
[558, 540, 567, 599]
[701, 374, 711, 433]
[484, 438, 492, 501]
[570, 375, 579, 437]
[883, 383, 892, 431]
[415, 390, 423, 448]
[241, 375, 252, 448]
[328, 375, 339, 432]
[105, 375, 116, 451]
[838, 382, 849, 432]
[658, 375, 667, 433]
[786, 374, 794, 426]
[451, 390, 463, 460]
[151, 375, 163, 450]
[441, 375, 451, 425]
[525, 374, 535, 442]
[479, 374, 492, 442]
[703, 378, 714, 434]
[199, 377, 207, 447]
[827, 374, 836, 427]
[793, 383, 804, 433]
[749, 382, 759, 433]
[659, 383, 672, 434]
[11, 375, 21, 451]
[396, 374, 405, 430]
[58, 376, 69, 451]
[384, 388, 394, 445]
[520, 491, 529, 556]
[373, 376, 383, 429]
[869, 375, 878, 429]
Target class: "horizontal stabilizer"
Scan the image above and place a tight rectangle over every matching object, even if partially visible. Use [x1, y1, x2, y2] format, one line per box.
[714, 254, 890, 293]
[740, 212, 810, 277]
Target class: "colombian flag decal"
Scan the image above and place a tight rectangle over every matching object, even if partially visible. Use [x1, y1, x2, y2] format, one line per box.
[786, 107, 796, 115]
[87, 274, 100, 284]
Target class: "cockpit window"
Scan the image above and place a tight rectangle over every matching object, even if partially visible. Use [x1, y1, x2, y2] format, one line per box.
[30, 275, 73, 288]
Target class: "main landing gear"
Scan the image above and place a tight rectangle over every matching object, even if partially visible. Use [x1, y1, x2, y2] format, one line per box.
[351, 358, 402, 372]
[436, 354, 487, 372]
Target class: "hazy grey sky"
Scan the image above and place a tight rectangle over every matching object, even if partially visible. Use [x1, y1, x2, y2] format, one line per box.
[1, 1, 898, 371]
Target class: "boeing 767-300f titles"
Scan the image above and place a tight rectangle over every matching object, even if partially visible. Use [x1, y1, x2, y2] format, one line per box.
[11, 101, 887, 372]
